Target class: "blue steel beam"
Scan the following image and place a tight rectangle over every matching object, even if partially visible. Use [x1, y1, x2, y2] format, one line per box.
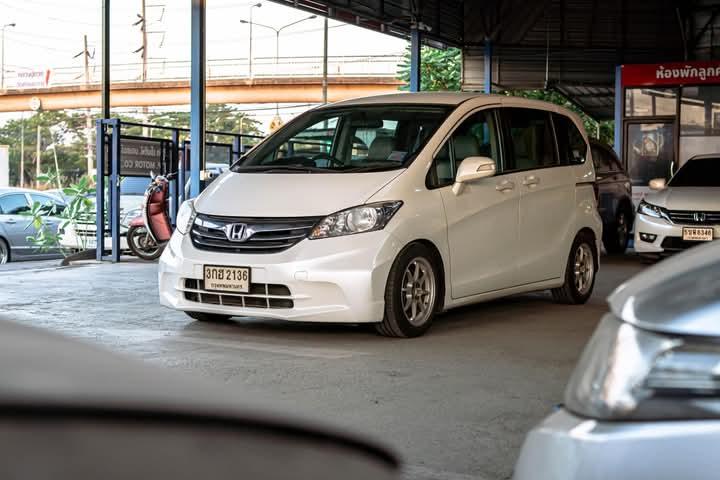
[484, 38, 492, 94]
[614, 65, 622, 157]
[95, 120, 105, 261]
[190, 0, 206, 199]
[109, 119, 121, 262]
[410, 28, 421, 92]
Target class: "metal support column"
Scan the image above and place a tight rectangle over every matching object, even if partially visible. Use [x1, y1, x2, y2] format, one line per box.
[614, 65, 622, 157]
[170, 129, 180, 225]
[95, 120, 106, 261]
[101, 0, 110, 119]
[232, 136, 242, 163]
[484, 38, 493, 94]
[109, 119, 121, 262]
[409, 28, 421, 92]
[189, 0, 206, 199]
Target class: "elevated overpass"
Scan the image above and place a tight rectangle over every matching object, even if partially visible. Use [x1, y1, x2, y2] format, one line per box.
[0, 55, 404, 112]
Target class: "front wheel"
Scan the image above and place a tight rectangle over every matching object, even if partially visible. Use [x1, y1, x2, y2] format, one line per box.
[127, 225, 163, 261]
[604, 208, 631, 254]
[376, 243, 441, 338]
[551, 232, 597, 304]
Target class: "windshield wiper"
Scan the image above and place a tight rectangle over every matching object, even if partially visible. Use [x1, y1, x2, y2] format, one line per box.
[234, 165, 330, 173]
[341, 165, 403, 173]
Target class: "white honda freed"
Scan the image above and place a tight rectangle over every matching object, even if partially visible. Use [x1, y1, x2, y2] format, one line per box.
[159, 93, 602, 337]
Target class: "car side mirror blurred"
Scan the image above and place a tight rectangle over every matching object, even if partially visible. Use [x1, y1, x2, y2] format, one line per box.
[649, 178, 667, 190]
[453, 157, 496, 195]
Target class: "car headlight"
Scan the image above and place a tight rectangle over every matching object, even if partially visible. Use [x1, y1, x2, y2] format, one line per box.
[564, 313, 720, 420]
[121, 207, 142, 227]
[309, 201, 402, 240]
[638, 199, 668, 220]
[175, 200, 196, 235]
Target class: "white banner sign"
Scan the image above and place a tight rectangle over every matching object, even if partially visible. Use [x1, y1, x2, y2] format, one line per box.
[14, 69, 51, 89]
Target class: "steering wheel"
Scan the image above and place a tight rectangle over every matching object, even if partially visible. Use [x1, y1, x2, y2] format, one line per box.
[311, 153, 344, 169]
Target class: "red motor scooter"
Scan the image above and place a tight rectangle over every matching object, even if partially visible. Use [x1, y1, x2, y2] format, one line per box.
[127, 173, 175, 261]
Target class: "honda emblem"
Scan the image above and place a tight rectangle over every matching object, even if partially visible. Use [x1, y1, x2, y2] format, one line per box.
[693, 212, 707, 223]
[225, 223, 249, 242]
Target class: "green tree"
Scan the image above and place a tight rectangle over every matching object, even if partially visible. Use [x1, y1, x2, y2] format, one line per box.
[147, 104, 261, 142]
[397, 46, 462, 91]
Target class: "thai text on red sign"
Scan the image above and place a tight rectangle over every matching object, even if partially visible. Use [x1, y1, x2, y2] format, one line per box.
[622, 61, 720, 87]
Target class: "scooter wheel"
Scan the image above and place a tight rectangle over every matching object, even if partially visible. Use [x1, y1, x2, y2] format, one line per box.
[127, 225, 163, 261]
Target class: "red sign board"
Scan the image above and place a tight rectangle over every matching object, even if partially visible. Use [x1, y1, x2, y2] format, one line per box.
[622, 61, 720, 87]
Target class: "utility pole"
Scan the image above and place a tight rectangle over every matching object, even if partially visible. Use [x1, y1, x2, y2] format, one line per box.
[138, 0, 148, 82]
[322, 17, 328, 104]
[19, 114, 24, 187]
[1, 23, 16, 90]
[35, 125, 41, 188]
[82, 35, 93, 177]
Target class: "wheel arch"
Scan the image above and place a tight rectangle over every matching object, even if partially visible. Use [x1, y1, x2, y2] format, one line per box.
[402, 238, 446, 312]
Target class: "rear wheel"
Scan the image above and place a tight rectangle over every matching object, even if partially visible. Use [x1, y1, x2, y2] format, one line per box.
[604, 207, 631, 254]
[551, 232, 597, 304]
[0, 238, 9, 264]
[185, 311, 232, 322]
[376, 243, 441, 338]
[127, 225, 162, 261]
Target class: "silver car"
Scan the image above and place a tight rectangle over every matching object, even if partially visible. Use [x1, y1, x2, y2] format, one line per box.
[514, 239, 720, 480]
[0, 188, 65, 264]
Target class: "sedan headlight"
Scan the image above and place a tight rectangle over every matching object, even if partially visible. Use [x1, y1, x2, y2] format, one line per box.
[564, 314, 720, 420]
[309, 201, 402, 240]
[175, 200, 196, 235]
[638, 199, 668, 220]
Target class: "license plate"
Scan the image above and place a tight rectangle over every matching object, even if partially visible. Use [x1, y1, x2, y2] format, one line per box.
[203, 265, 250, 293]
[682, 227, 714, 241]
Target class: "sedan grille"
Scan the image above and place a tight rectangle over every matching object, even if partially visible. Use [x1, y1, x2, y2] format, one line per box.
[190, 213, 322, 254]
[666, 210, 720, 225]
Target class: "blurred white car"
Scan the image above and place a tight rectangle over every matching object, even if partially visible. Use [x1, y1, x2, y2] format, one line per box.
[634, 154, 720, 259]
[514, 240, 720, 480]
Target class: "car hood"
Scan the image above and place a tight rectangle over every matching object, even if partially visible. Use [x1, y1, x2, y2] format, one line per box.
[643, 187, 720, 210]
[608, 240, 720, 337]
[193, 170, 405, 217]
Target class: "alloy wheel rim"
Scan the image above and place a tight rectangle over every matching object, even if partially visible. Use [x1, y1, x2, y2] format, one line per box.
[134, 228, 159, 255]
[573, 243, 594, 295]
[400, 257, 436, 327]
[0, 243, 7, 264]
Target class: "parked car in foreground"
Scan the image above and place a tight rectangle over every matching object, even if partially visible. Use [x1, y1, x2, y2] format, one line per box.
[514, 240, 720, 480]
[590, 141, 634, 253]
[634, 154, 720, 260]
[0, 319, 399, 479]
[159, 93, 602, 337]
[0, 187, 65, 264]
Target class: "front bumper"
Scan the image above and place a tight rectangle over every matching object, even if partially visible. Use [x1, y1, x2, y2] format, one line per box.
[633, 213, 720, 254]
[59, 223, 128, 251]
[158, 229, 402, 323]
[514, 409, 720, 480]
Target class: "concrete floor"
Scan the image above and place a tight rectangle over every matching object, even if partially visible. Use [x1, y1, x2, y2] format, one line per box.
[0, 255, 644, 480]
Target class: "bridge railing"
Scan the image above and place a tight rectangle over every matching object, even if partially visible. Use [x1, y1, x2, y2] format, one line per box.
[3, 54, 404, 89]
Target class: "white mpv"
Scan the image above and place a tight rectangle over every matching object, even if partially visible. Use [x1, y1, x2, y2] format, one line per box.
[159, 93, 602, 337]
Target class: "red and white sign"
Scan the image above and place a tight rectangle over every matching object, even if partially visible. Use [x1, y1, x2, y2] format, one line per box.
[622, 61, 720, 87]
[13, 69, 52, 89]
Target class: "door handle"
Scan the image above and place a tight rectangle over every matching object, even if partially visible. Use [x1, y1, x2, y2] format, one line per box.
[522, 175, 540, 187]
[5, 218, 16, 224]
[495, 180, 515, 192]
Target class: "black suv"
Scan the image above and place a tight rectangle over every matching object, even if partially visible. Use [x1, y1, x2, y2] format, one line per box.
[591, 141, 634, 254]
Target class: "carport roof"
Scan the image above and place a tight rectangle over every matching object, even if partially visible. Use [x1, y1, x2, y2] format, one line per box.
[271, 0, 720, 119]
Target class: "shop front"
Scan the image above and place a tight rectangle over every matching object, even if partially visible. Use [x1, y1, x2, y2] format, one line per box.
[618, 61, 720, 202]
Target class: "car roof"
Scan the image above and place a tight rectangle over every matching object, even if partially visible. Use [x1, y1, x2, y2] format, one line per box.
[687, 153, 720, 161]
[0, 317, 398, 467]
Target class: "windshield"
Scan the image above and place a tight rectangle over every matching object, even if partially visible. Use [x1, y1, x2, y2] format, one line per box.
[120, 177, 150, 195]
[669, 157, 720, 187]
[232, 105, 452, 173]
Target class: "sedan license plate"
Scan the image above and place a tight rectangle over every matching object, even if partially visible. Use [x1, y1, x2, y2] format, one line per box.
[203, 265, 250, 293]
[682, 227, 714, 242]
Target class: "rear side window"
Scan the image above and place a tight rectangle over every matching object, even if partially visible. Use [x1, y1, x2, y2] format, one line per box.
[501, 108, 557, 171]
[553, 113, 587, 165]
[0, 194, 30, 215]
[591, 146, 612, 173]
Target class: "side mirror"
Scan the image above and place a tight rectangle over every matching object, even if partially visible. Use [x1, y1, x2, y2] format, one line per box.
[648, 178, 667, 190]
[452, 156, 496, 195]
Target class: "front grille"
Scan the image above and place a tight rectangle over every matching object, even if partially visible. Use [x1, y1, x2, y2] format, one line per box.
[666, 210, 720, 225]
[182, 278, 294, 309]
[661, 236, 710, 251]
[190, 213, 322, 254]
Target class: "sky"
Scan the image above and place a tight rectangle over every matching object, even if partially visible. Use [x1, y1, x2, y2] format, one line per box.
[0, 0, 409, 127]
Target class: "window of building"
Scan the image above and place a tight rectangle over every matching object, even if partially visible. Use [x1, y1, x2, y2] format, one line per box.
[625, 88, 678, 117]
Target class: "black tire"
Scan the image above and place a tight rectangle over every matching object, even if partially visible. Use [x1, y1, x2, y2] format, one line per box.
[0, 237, 9, 264]
[127, 225, 163, 261]
[604, 206, 632, 254]
[551, 232, 598, 305]
[185, 311, 232, 322]
[376, 243, 441, 338]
